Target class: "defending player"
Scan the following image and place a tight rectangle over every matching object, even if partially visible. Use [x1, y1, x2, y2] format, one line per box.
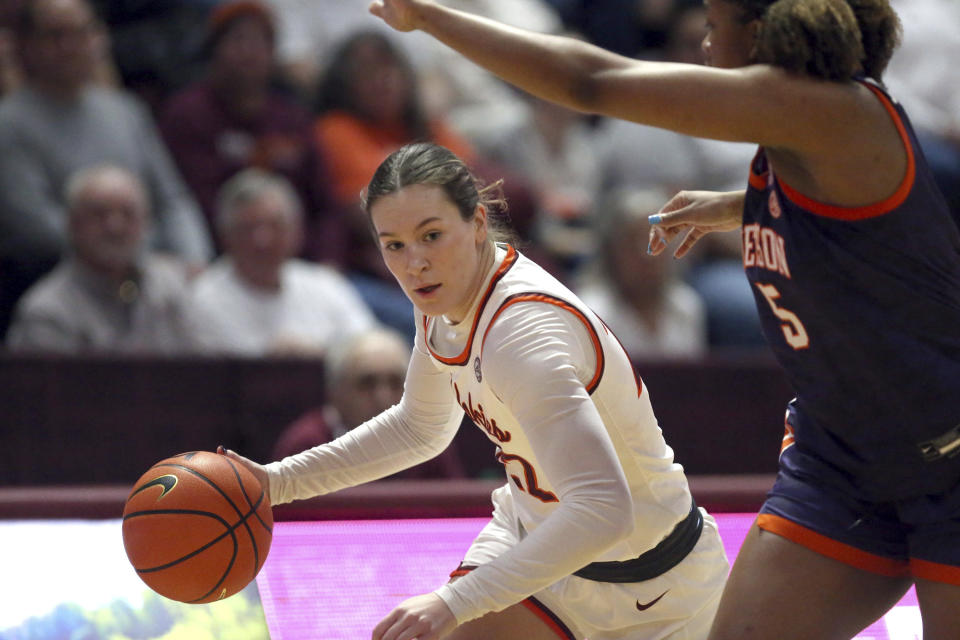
[367, 0, 960, 638]
[223, 142, 730, 639]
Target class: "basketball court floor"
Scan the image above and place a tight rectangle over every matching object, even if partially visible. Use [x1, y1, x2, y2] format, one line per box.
[0, 514, 921, 639]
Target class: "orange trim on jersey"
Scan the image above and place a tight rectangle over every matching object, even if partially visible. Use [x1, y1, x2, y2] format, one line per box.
[780, 414, 795, 454]
[424, 245, 519, 366]
[757, 514, 910, 577]
[748, 147, 767, 190]
[910, 558, 960, 586]
[450, 566, 576, 638]
[482, 293, 605, 394]
[521, 597, 578, 640]
[449, 564, 476, 579]
[774, 81, 915, 221]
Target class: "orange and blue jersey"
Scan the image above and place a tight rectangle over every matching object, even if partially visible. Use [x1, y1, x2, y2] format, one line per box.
[742, 78, 960, 501]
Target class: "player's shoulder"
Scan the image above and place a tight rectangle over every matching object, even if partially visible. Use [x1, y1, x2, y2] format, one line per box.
[484, 288, 596, 360]
[19, 263, 74, 305]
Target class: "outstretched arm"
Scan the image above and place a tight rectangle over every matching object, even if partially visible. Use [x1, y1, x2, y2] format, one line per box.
[371, 0, 635, 111]
[369, 0, 851, 149]
[263, 345, 464, 505]
[222, 314, 465, 508]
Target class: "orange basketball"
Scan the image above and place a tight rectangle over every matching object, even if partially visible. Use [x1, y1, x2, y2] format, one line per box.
[122, 450, 273, 603]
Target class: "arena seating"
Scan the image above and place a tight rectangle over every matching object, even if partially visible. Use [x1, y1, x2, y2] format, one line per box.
[0, 353, 791, 519]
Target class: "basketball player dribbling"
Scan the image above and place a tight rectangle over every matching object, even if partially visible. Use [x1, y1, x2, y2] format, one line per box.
[222, 142, 730, 639]
[365, 1, 960, 639]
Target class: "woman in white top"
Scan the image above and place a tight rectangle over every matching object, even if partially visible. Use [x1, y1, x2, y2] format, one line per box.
[222, 142, 728, 640]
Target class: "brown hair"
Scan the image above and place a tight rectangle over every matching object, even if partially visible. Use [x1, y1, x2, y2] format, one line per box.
[315, 31, 430, 141]
[729, 0, 900, 80]
[362, 143, 516, 245]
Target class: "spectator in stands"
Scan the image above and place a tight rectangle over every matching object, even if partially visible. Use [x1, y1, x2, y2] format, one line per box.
[272, 326, 467, 478]
[574, 188, 707, 359]
[309, 29, 477, 337]
[884, 0, 960, 218]
[0, 0, 212, 340]
[6, 165, 196, 354]
[475, 66, 603, 273]
[262, 0, 397, 98]
[159, 0, 337, 259]
[591, 1, 763, 349]
[0, 1, 25, 96]
[412, 0, 563, 144]
[313, 29, 476, 211]
[90, 0, 216, 111]
[310, 28, 546, 337]
[187, 168, 377, 357]
[544, 0, 670, 57]
[262, 0, 560, 130]
[594, 2, 753, 197]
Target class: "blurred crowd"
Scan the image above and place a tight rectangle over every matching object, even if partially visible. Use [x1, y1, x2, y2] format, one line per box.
[1, 0, 956, 467]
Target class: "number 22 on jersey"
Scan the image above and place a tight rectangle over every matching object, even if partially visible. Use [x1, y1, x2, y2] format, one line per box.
[497, 450, 558, 503]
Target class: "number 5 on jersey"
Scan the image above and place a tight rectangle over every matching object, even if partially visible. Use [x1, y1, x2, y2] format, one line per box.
[755, 282, 810, 350]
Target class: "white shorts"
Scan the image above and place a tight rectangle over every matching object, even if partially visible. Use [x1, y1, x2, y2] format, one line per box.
[459, 486, 729, 640]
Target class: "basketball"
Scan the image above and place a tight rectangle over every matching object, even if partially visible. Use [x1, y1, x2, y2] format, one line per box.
[121, 450, 273, 603]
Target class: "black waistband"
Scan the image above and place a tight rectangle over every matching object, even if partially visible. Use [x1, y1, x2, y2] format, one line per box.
[572, 500, 703, 583]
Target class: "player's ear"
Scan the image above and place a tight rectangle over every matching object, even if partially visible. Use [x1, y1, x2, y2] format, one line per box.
[473, 204, 488, 241]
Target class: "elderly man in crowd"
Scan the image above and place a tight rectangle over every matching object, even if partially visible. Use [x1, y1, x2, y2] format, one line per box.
[0, 0, 211, 338]
[187, 168, 376, 357]
[6, 165, 196, 353]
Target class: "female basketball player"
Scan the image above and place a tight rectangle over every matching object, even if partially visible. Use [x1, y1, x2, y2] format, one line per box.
[221, 141, 730, 639]
[367, 1, 960, 638]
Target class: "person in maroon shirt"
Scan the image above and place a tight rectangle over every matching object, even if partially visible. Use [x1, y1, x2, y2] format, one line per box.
[157, 1, 337, 259]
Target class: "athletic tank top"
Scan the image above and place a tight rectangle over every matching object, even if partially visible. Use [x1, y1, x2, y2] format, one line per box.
[743, 79, 960, 500]
[423, 245, 694, 559]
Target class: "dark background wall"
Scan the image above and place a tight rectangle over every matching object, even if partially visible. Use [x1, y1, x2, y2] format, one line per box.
[0, 353, 793, 486]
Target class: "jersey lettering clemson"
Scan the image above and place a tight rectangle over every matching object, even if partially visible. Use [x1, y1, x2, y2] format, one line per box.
[742, 223, 791, 278]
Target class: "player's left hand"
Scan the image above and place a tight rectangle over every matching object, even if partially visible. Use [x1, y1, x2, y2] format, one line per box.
[648, 189, 744, 258]
[372, 593, 458, 640]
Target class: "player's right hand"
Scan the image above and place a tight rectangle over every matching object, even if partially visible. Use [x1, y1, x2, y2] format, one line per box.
[218, 445, 271, 499]
[369, 0, 424, 32]
[648, 190, 745, 258]
[372, 593, 457, 640]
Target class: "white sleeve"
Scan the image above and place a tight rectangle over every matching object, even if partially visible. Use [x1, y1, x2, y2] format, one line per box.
[435, 302, 635, 623]
[264, 322, 463, 505]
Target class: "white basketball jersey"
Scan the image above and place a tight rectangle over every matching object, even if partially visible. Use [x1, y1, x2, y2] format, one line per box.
[421, 245, 694, 561]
